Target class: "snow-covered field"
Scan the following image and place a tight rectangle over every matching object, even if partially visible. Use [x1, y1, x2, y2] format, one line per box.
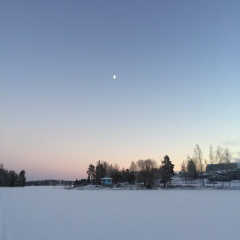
[0, 187, 239, 240]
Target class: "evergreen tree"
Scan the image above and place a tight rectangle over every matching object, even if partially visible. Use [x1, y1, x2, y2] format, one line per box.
[19, 170, 26, 187]
[95, 160, 106, 185]
[87, 164, 96, 183]
[122, 169, 135, 184]
[0, 164, 8, 186]
[7, 170, 17, 187]
[187, 159, 197, 181]
[159, 155, 174, 188]
[0, 164, 27, 187]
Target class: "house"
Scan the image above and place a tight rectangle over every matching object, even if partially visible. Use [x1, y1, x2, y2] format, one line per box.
[206, 163, 239, 180]
[101, 177, 112, 186]
[206, 163, 237, 172]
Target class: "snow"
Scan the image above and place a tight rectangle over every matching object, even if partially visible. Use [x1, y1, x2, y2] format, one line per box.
[0, 186, 240, 240]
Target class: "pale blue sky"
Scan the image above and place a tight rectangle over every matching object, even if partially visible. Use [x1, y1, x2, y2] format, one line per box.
[1, 0, 240, 180]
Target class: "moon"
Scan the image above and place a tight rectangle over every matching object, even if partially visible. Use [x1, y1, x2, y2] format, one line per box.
[113, 75, 116, 80]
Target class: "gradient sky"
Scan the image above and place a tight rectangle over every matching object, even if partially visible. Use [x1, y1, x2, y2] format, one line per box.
[1, 0, 240, 180]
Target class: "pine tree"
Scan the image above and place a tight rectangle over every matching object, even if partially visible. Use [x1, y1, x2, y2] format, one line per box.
[159, 155, 174, 188]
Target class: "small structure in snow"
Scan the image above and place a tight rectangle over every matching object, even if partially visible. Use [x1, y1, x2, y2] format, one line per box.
[101, 177, 112, 186]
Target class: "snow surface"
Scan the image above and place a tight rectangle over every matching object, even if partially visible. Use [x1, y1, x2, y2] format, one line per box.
[0, 187, 240, 240]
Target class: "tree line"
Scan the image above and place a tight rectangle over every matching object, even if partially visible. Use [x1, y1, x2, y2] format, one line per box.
[0, 164, 26, 187]
[86, 144, 237, 189]
[87, 155, 174, 189]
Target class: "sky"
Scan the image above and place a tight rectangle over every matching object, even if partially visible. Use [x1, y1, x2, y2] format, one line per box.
[1, 0, 240, 180]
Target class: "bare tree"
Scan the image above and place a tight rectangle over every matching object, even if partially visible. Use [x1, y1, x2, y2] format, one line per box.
[137, 159, 158, 189]
[215, 146, 228, 187]
[224, 147, 232, 186]
[181, 160, 187, 173]
[215, 146, 224, 164]
[193, 144, 205, 186]
[209, 144, 216, 164]
[223, 147, 231, 163]
[129, 161, 138, 172]
[109, 164, 122, 184]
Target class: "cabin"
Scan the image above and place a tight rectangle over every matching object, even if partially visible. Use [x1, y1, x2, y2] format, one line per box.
[101, 177, 112, 186]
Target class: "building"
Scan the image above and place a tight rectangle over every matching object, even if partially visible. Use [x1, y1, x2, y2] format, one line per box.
[206, 163, 239, 180]
[101, 177, 112, 186]
[206, 163, 237, 172]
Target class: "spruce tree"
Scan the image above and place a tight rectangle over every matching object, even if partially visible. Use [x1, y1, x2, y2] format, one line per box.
[159, 155, 175, 188]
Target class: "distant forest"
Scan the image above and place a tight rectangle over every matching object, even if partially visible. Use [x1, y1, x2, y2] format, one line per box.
[0, 164, 26, 187]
